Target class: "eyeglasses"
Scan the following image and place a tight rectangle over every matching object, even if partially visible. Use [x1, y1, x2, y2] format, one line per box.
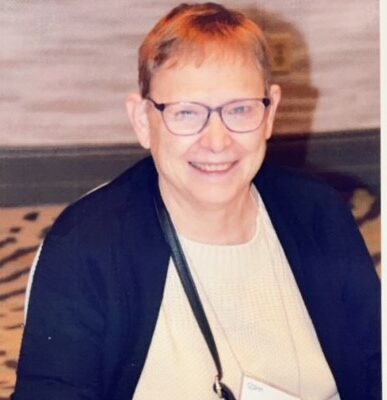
[146, 97, 271, 136]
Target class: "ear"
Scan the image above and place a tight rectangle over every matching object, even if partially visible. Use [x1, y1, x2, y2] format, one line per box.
[263, 84, 281, 140]
[126, 93, 151, 149]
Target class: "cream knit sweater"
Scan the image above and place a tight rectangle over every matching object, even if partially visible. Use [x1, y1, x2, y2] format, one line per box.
[133, 192, 339, 400]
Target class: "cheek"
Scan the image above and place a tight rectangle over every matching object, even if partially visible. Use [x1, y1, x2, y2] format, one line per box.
[237, 130, 267, 153]
[148, 119, 174, 154]
[150, 128, 196, 165]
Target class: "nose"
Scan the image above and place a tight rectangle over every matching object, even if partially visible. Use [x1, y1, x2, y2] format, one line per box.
[198, 112, 233, 152]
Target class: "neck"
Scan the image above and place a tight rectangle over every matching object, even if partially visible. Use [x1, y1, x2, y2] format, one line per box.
[159, 183, 257, 245]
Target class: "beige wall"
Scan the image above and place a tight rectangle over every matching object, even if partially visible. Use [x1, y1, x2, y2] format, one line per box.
[0, 0, 379, 147]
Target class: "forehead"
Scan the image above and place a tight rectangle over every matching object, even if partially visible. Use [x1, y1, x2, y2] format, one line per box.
[150, 53, 265, 104]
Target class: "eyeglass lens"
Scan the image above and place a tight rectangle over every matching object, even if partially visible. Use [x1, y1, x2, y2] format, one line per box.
[162, 99, 268, 135]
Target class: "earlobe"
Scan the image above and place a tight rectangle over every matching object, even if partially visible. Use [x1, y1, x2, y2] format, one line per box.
[126, 93, 151, 149]
[264, 84, 281, 140]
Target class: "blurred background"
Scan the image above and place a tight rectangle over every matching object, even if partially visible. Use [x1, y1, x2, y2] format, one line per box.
[0, 0, 380, 204]
[0, 1, 380, 398]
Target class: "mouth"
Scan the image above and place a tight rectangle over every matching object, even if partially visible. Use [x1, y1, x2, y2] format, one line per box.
[189, 161, 236, 173]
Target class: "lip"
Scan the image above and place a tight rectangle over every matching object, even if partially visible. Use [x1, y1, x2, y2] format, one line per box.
[189, 161, 237, 173]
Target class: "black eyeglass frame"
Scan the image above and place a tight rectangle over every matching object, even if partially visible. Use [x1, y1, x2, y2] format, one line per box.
[146, 97, 271, 136]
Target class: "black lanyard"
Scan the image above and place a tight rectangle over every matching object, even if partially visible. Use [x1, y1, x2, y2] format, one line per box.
[154, 188, 236, 400]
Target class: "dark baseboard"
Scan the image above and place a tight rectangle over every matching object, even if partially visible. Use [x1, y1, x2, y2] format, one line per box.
[0, 129, 380, 206]
[267, 129, 380, 197]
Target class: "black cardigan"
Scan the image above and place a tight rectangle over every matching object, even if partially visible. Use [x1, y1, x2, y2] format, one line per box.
[12, 157, 381, 400]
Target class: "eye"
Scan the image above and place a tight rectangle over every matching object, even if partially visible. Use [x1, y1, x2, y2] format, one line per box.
[167, 104, 204, 122]
[227, 104, 252, 115]
[174, 109, 197, 119]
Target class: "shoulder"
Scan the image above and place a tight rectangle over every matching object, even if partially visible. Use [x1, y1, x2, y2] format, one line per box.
[46, 156, 157, 246]
[255, 163, 346, 211]
[254, 163, 362, 252]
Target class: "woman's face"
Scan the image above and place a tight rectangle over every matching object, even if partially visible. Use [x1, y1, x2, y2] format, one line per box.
[135, 56, 280, 212]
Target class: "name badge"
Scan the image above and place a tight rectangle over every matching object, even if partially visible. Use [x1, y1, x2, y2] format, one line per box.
[240, 375, 300, 400]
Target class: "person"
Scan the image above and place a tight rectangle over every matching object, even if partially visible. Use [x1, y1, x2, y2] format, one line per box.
[12, 3, 380, 400]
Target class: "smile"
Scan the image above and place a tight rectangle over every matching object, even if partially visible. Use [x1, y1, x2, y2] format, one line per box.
[189, 161, 236, 172]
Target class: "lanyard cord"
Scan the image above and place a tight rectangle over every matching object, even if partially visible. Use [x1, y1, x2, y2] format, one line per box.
[153, 188, 236, 400]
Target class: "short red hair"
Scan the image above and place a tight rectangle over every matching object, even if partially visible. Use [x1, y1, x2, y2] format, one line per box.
[138, 2, 272, 97]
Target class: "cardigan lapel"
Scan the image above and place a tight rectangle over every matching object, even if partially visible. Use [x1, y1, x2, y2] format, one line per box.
[253, 165, 341, 326]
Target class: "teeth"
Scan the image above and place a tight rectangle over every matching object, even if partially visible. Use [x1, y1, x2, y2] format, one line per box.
[190, 162, 233, 172]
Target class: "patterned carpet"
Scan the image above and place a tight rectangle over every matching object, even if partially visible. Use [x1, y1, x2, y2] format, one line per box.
[0, 188, 381, 399]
